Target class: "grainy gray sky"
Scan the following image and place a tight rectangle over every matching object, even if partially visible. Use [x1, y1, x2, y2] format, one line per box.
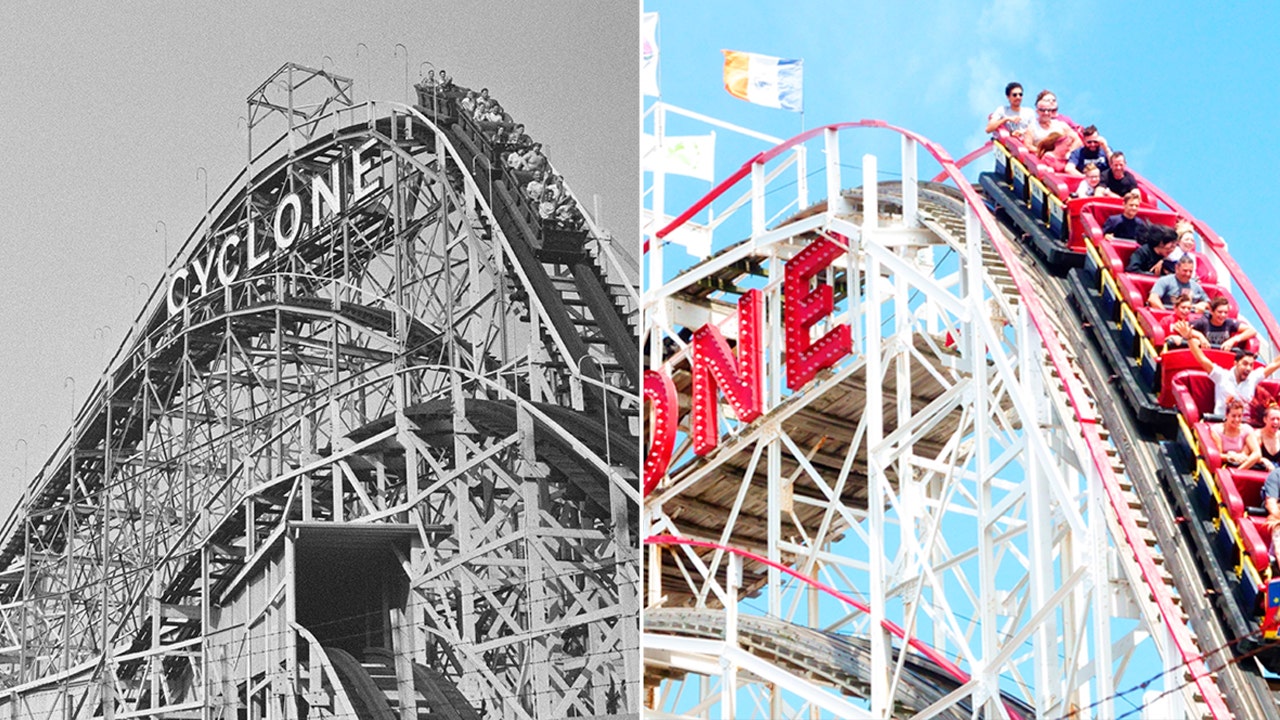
[0, 2, 637, 512]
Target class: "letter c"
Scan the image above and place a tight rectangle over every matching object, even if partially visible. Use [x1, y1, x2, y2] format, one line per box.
[167, 267, 190, 316]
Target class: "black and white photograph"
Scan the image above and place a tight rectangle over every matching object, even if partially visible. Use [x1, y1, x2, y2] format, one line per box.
[0, 3, 638, 718]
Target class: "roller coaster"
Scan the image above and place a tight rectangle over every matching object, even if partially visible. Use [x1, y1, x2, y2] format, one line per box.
[0, 62, 639, 719]
[643, 115, 1280, 718]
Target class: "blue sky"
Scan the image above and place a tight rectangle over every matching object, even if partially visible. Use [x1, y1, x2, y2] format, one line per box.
[643, 0, 1276, 711]
[646, 0, 1280, 308]
[0, 2, 634, 514]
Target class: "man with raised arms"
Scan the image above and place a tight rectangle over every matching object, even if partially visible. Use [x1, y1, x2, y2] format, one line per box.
[1175, 329, 1280, 415]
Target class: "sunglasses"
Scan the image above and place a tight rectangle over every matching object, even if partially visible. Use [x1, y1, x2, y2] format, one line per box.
[1037, 107, 1057, 113]
[1010, 92, 1023, 97]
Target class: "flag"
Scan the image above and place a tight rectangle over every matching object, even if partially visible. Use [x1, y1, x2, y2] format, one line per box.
[642, 132, 715, 181]
[642, 13, 659, 97]
[722, 50, 802, 112]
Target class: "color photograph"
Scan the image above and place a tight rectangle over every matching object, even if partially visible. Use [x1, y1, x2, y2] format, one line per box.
[642, 2, 1280, 718]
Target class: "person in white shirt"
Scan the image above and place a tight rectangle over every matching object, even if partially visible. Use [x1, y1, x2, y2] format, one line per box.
[1182, 337, 1280, 415]
[985, 82, 1034, 138]
[1023, 91, 1080, 155]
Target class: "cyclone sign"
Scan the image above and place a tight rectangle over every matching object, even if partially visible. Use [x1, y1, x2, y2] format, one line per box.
[644, 233, 852, 494]
[166, 138, 384, 316]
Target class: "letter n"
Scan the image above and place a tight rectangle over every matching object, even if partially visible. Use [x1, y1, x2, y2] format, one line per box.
[691, 289, 763, 456]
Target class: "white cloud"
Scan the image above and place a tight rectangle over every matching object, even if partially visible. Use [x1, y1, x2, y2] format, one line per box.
[967, 51, 1004, 117]
[978, 0, 1035, 39]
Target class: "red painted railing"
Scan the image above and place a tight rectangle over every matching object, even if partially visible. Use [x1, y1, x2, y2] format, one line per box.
[645, 534, 1026, 720]
[647, 121, 1232, 718]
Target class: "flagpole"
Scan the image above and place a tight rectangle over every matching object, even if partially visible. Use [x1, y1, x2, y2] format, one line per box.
[649, 102, 666, 372]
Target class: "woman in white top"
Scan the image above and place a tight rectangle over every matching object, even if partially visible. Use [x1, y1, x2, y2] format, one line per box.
[1023, 91, 1080, 155]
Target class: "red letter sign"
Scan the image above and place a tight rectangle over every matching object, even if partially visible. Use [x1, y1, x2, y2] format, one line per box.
[690, 289, 763, 455]
[785, 236, 851, 390]
[643, 369, 678, 496]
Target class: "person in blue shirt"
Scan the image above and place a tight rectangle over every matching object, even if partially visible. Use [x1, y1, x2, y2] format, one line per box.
[1066, 125, 1110, 176]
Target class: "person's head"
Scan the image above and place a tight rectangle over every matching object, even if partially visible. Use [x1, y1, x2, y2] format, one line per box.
[1175, 254, 1196, 282]
[1122, 189, 1142, 218]
[1084, 164, 1101, 186]
[515, 123, 525, 134]
[1175, 219, 1197, 252]
[1110, 152, 1127, 176]
[1173, 292, 1194, 318]
[1005, 82, 1024, 105]
[1179, 232, 1196, 254]
[1209, 296, 1232, 324]
[1081, 125, 1101, 148]
[1225, 397, 1247, 426]
[1265, 404, 1280, 431]
[1233, 347, 1258, 380]
[1035, 93, 1058, 124]
[1154, 236, 1177, 258]
[480, 88, 490, 98]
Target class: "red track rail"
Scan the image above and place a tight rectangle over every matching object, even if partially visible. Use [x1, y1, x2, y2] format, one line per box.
[648, 121, 1232, 718]
[645, 534, 1026, 720]
[931, 141, 992, 183]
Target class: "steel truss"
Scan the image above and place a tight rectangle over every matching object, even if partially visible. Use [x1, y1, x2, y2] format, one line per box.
[0, 65, 639, 720]
[643, 125, 1216, 719]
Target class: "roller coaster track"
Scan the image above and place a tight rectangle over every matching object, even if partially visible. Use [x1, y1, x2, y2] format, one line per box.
[0, 64, 637, 720]
[977, 179, 1280, 718]
[642, 120, 1261, 719]
[647, 607, 1037, 720]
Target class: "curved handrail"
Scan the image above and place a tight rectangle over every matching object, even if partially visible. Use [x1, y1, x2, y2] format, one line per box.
[931, 141, 992, 183]
[645, 534, 1026, 720]
[648, 120, 1232, 719]
[292, 622, 360, 719]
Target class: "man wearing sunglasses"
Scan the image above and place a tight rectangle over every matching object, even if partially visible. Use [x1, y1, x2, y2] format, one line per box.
[985, 81, 1034, 137]
[1024, 92, 1080, 155]
[1065, 125, 1110, 176]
